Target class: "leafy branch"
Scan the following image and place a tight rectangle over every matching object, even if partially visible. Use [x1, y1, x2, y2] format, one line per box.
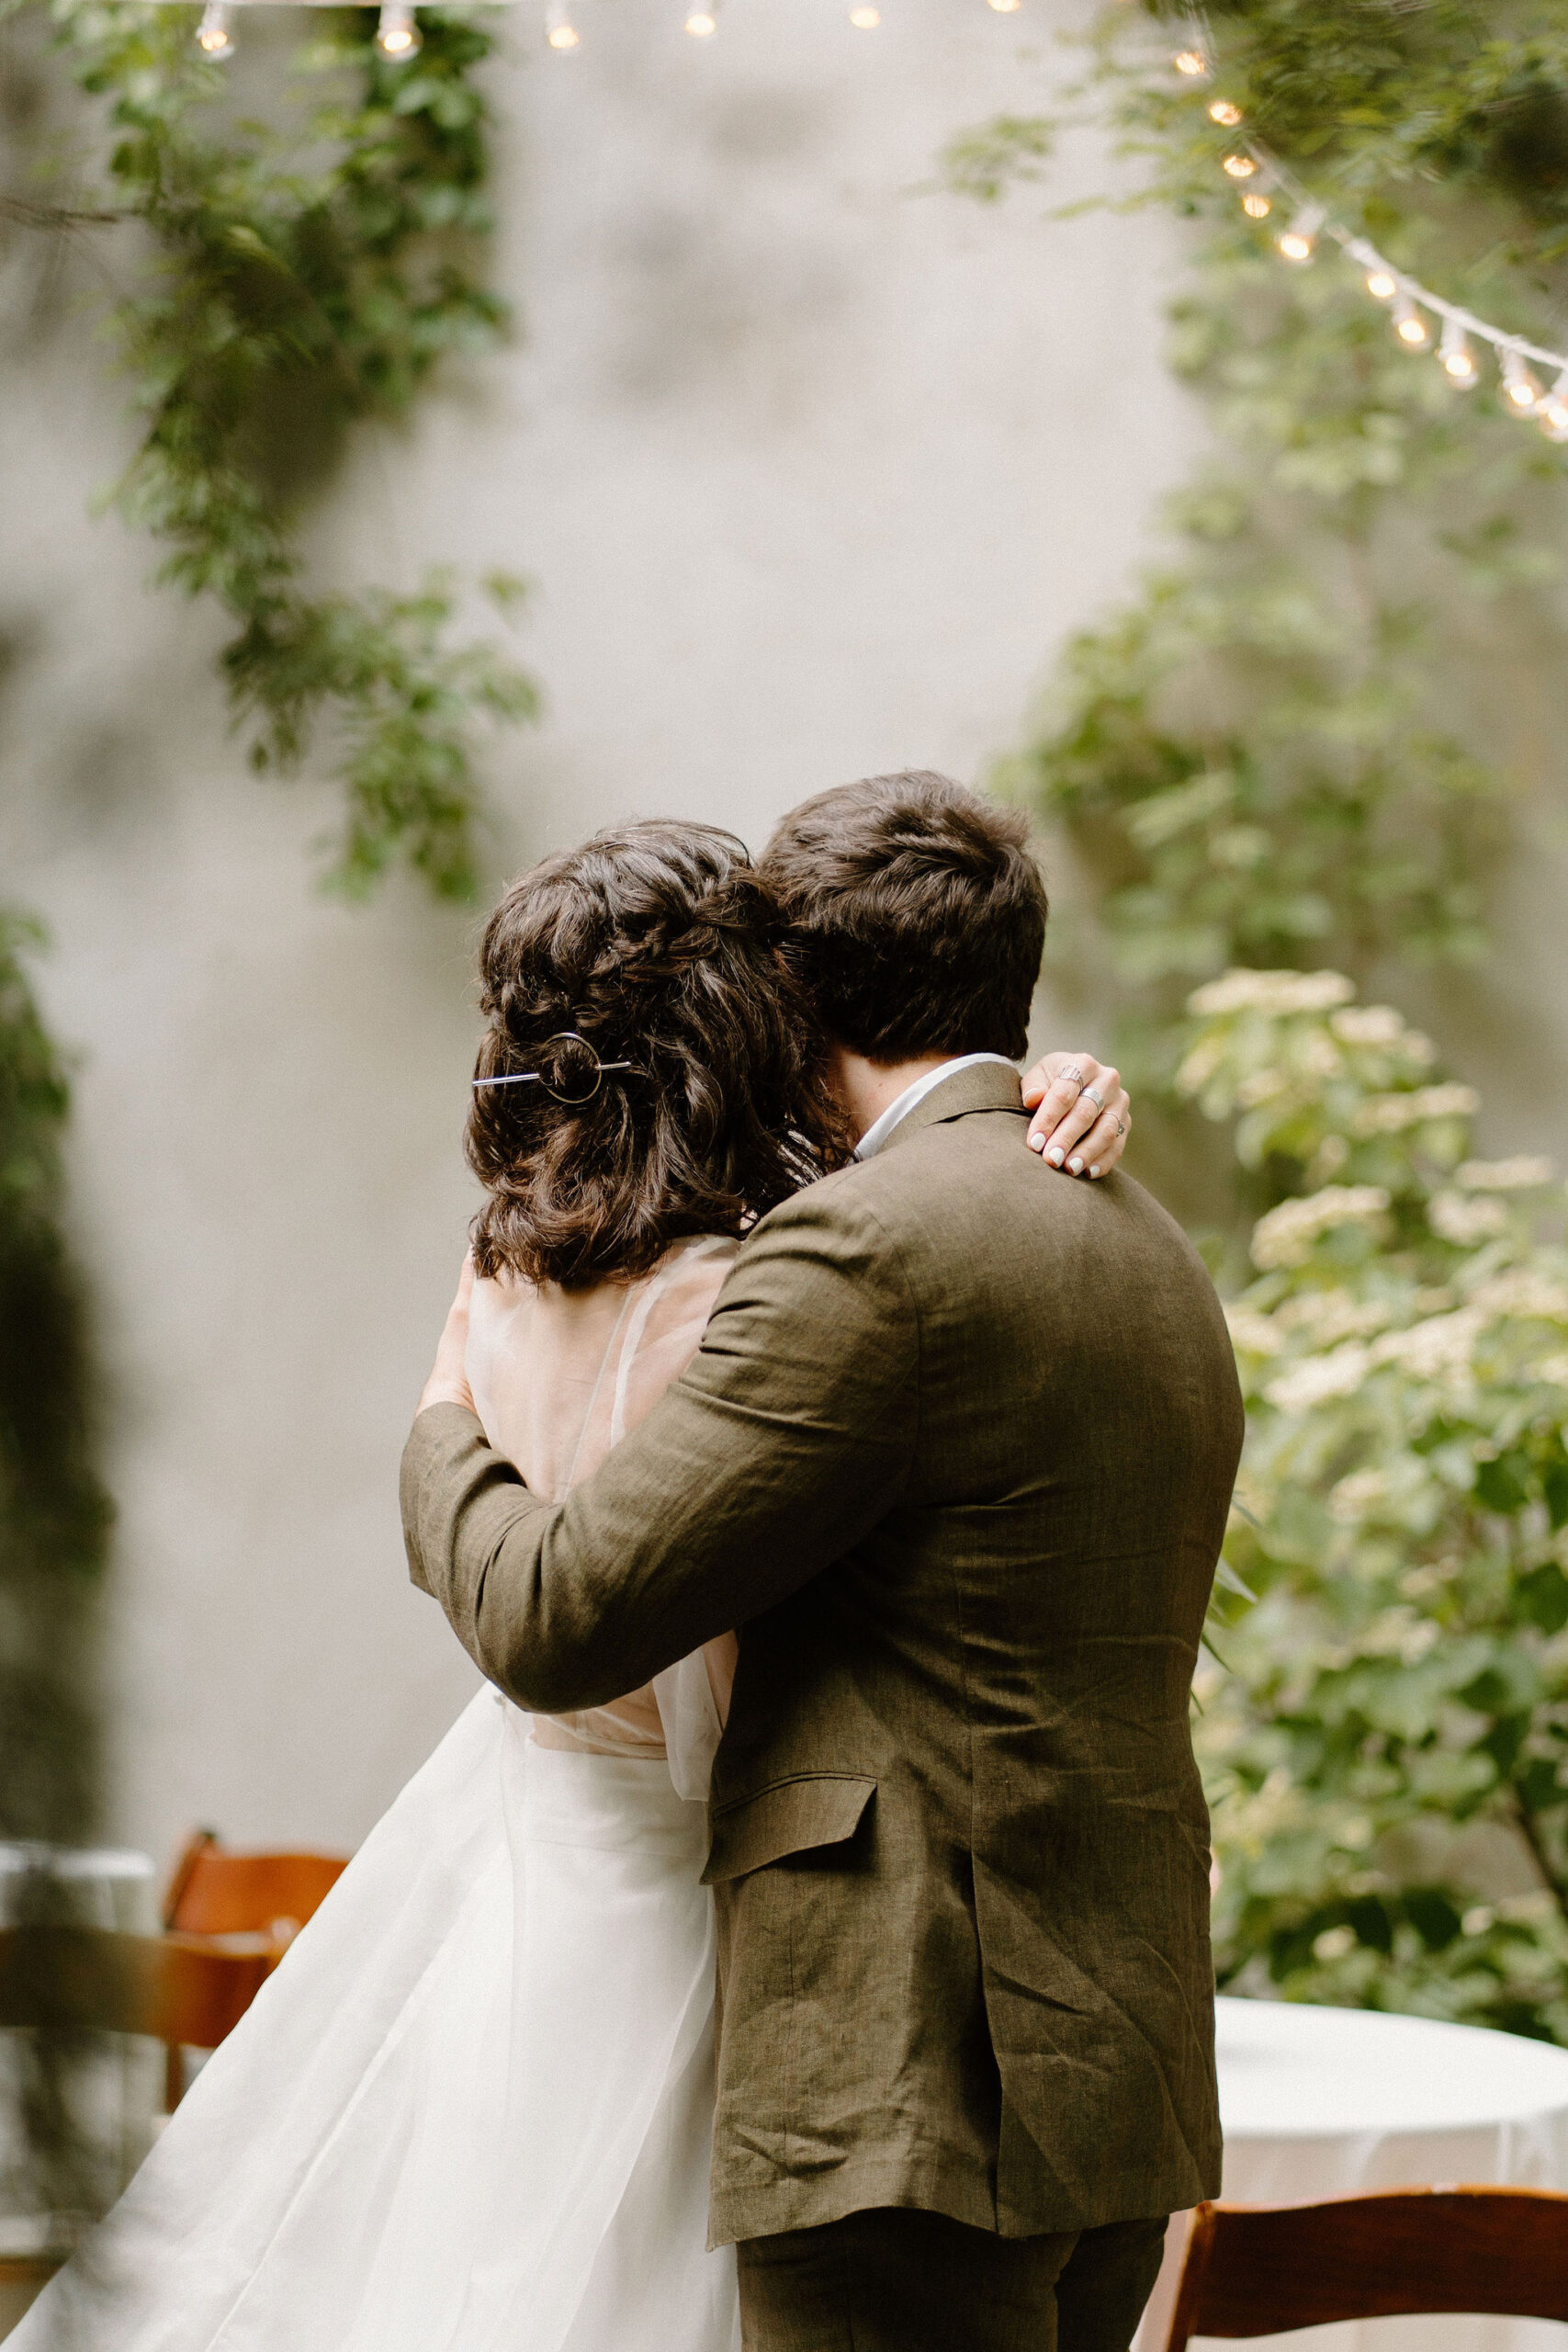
[951, 1, 1568, 1095]
[13, 0, 534, 897]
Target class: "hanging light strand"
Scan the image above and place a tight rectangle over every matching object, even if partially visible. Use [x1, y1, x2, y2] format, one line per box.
[1164, 11, 1568, 423]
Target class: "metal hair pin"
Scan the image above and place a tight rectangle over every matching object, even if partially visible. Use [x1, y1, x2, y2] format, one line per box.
[472, 1030, 638, 1105]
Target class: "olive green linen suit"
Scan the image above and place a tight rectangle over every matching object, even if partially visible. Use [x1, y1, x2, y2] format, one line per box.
[401, 1061, 1244, 2253]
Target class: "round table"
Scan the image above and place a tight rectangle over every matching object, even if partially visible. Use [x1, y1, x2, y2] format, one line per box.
[1134, 1997, 1568, 2352]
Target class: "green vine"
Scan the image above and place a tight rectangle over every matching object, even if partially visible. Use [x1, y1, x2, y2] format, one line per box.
[9, 0, 534, 898]
[952, 1, 1568, 1102]
[0, 913, 111, 1847]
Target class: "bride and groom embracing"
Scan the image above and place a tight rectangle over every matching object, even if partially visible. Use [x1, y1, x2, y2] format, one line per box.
[21, 772, 1243, 2352]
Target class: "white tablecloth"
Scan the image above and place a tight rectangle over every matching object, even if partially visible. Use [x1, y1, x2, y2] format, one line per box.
[1135, 1997, 1568, 2352]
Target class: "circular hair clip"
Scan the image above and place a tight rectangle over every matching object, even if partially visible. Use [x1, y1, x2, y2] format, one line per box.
[471, 1030, 637, 1106]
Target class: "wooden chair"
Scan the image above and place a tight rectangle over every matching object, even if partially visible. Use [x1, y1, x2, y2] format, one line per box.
[1165, 2185, 1568, 2349]
[0, 1924, 277, 2302]
[163, 1828, 347, 1943]
[160, 1830, 347, 2107]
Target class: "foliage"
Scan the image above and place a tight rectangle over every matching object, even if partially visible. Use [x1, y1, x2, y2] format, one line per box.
[12, 1, 534, 896]
[0, 912, 111, 1844]
[1189, 970, 1568, 2038]
[956, 2, 1568, 1083]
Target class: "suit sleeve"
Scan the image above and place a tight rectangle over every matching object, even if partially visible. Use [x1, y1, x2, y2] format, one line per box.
[400, 1181, 919, 1713]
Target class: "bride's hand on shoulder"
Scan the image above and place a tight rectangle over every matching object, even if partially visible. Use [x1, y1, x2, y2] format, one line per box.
[417, 1250, 478, 1417]
[1020, 1053, 1131, 1180]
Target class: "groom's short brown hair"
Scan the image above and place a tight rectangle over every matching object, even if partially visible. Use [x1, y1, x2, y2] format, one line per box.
[760, 772, 1047, 1063]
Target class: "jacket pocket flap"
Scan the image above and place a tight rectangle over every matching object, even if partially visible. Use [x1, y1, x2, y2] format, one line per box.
[702, 1773, 875, 1884]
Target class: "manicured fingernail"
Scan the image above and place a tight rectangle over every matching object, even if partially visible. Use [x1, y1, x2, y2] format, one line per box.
[1068, 1156, 1084, 1175]
[1030, 1132, 1045, 1151]
[1046, 1147, 1065, 1167]
[1089, 1164, 1100, 1179]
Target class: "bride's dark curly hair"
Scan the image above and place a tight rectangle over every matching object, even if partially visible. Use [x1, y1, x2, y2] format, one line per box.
[466, 820, 853, 1289]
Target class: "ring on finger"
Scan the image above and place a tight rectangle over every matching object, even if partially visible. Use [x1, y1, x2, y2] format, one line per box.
[1062, 1064, 1083, 1088]
[1083, 1085, 1106, 1113]
[1114, 1115, 1127, 1136]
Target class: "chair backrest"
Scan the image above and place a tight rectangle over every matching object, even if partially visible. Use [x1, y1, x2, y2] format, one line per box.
[164, 1829, 347, 1939]
[1166, 2188, 1568, 2349]
[0, 1925, 271, 2049]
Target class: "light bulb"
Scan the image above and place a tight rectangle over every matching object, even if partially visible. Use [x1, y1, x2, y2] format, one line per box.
[1276, 203, 1323, 264]
[1241, 191, 1271, 219]
[1539, 371, 1568, 442]
[988, 0, 1022, 12]
[1365, 269, 1397, 301]
[1222, 153, 1257, 179]
[1501, 348, 1541, 411]
[546, 3, 580, 45]
[849, 5, 880, 24]
[375, 2, 421, 58]
[684, 6, 717, 29]
[1393, 296, 1429, 348]
[1173, 48, 1208, 75]
[1438, 316, 1477, 387]
[1208, 97, 1241, 126]
[195, 1, 235, 59]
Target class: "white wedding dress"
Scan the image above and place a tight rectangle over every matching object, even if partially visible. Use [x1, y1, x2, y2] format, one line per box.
[17, 1236, 744, 2352]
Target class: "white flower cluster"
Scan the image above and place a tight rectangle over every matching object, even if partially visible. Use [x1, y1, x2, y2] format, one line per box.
[1429, 1191, 1510, 1246]
[1328, 1004, 1431, 1055]
[1250, 1184, 1391, 1271]
[1353, 1083, 1481, 1136]
[1263, 1344, 1373, 1411]
[1466, 1267, 1568, 1322]
[1187, 969, 1357, 1018]
[1456, 1157, 1555, 1191]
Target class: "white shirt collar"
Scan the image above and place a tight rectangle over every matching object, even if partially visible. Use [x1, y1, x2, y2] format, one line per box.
[853, 1053, 1016, 1161]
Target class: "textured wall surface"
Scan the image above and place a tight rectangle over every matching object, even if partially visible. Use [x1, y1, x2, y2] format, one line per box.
[9, 0, 1557, 1867]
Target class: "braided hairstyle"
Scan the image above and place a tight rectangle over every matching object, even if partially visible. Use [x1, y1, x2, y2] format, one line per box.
[466, 820, 853, 1290]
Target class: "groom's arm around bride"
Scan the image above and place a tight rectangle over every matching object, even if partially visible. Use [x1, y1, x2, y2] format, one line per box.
[402, 773, 1245, 2352]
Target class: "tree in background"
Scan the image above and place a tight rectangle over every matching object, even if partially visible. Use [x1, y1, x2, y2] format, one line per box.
[1188, 971, 1568, 2035]
[953, 1, 1568, 1128]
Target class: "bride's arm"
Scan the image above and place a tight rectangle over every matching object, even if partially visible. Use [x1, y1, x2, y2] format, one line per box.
[403, 1185, 917, 1716]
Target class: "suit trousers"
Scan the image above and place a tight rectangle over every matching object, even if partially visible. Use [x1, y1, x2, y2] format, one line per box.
[735, 2205, 1168, 2352]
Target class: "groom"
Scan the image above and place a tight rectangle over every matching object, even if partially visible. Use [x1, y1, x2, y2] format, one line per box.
[402, 772, 1244, 2352]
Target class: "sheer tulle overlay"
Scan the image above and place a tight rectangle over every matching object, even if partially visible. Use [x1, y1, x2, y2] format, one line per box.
[17, 1239, 743, 2352]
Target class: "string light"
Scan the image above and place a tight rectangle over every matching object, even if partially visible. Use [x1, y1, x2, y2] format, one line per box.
[375, 2, 421, 58]
[987, 0, 1023, 13]
[1501, 348, 1541, 411]
[1185, 41, 1568, 436]
[1393, 294, 1430, 347]
[1438, 314, 1478, 388]
[849, 5, 881, 25]
[1539, 370, 1568, 442]
[1277, 203, 1324, 264]
[1208, 97, 1241, 127]
[195, 1, 235, 58]
[683, 4, 717, 30]
[546, 0, 580, 44]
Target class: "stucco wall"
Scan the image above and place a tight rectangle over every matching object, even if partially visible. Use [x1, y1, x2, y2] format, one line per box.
[5, 0, 1560, 1869]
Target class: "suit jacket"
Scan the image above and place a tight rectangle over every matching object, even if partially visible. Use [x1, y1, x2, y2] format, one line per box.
[401, 1061, 1244, 2246]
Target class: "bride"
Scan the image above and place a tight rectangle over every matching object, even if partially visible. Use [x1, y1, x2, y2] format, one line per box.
[17, 818, 1125, 2352]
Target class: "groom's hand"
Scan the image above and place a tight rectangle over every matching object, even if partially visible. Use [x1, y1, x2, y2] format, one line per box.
[1021, 1052, 1130, 1178]
[417, 1251, 478, 1418]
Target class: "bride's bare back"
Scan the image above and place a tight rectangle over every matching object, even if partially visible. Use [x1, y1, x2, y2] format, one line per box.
[464, 1234, 740, 1781]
